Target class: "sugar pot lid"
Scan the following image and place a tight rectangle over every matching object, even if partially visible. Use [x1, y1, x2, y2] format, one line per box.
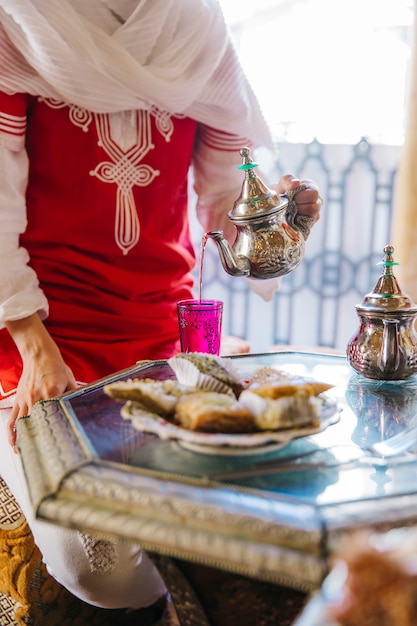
[357, 245, 417, 314]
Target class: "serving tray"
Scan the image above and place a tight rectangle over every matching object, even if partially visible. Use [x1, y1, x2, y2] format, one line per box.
[16, 351, 417, 591]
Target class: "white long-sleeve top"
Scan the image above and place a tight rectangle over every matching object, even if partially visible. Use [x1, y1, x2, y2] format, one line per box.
[0, 128, 48, 327]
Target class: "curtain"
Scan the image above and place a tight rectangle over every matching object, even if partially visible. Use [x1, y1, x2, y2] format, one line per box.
[392, 0, 417, 304]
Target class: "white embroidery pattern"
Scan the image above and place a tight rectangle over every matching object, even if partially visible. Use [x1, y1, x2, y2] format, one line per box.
[151, 105, 175, 142]
[92, 110, 160, 254]
[39, 98, 93, 132]
[78, 532, 119, 575]
[42, 99, 175, 254]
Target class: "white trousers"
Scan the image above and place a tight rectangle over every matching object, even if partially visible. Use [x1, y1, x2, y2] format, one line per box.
[0, 407, 167, 610]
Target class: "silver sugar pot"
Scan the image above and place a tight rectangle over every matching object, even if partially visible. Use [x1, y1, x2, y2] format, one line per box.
[207, 147, 307, 279]
[347, 245, 417, 380]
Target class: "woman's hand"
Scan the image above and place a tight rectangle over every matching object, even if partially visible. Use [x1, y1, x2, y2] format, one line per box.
[5, 314, 78, 449]
[275, 174, 323, 224]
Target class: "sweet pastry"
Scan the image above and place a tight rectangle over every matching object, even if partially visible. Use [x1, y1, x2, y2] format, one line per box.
[174, 391, 255, 433]
[239, 390, 321, 431]
[247, 365, 333, 398]
[105, 355, 333, 434]
[104, 378, 191, 417]
[174, 390, 322, 433]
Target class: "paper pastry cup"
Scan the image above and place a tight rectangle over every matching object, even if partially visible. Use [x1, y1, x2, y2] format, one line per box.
[168, 354, 242, 397]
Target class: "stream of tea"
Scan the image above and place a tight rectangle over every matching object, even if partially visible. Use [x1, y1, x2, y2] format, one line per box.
[198, 233, 209, 302]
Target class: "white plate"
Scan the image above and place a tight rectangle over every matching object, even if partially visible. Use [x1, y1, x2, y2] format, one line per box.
[177, 439, 289, 456]
[122, 395, 339, 456]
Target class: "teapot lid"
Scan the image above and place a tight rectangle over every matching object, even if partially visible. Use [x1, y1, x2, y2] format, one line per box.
[228, 147, 288, 222]
[357, 245, 417, 314]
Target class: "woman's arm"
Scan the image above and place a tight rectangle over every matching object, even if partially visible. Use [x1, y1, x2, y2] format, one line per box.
[5, 314, 77, 447]
[0, 117, 48, 327]
[0, 103, 77, 447]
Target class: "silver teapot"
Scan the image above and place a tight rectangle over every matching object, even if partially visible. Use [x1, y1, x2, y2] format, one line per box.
[207, 147, 307, 279]
[347, 245, 417, 380]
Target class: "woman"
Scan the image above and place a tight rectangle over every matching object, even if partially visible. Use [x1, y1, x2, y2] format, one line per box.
[0, 0, 322, 617]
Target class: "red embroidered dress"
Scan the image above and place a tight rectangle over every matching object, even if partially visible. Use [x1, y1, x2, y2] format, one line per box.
[0, 93, 199, 396]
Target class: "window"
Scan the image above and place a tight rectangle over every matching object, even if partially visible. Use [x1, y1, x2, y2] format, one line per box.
[220, 0, 413, 144]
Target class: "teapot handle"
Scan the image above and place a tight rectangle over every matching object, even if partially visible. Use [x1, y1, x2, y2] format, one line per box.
[284, 183, 315, 240]
[379, 318, 401, 374]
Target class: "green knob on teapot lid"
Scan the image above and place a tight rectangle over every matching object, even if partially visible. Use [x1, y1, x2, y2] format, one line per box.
[237, 146, 259, 170]
[358, 245, 417, 312]
[229, 147, 287, 221]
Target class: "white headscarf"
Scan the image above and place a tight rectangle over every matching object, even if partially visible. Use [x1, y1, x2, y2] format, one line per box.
[0, 0, 272, 147]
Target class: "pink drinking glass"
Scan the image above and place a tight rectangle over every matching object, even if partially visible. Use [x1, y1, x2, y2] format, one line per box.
[177, 299, 223, 355]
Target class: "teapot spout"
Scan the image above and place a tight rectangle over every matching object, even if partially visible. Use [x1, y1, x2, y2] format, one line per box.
[207, 231, 250, 277]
